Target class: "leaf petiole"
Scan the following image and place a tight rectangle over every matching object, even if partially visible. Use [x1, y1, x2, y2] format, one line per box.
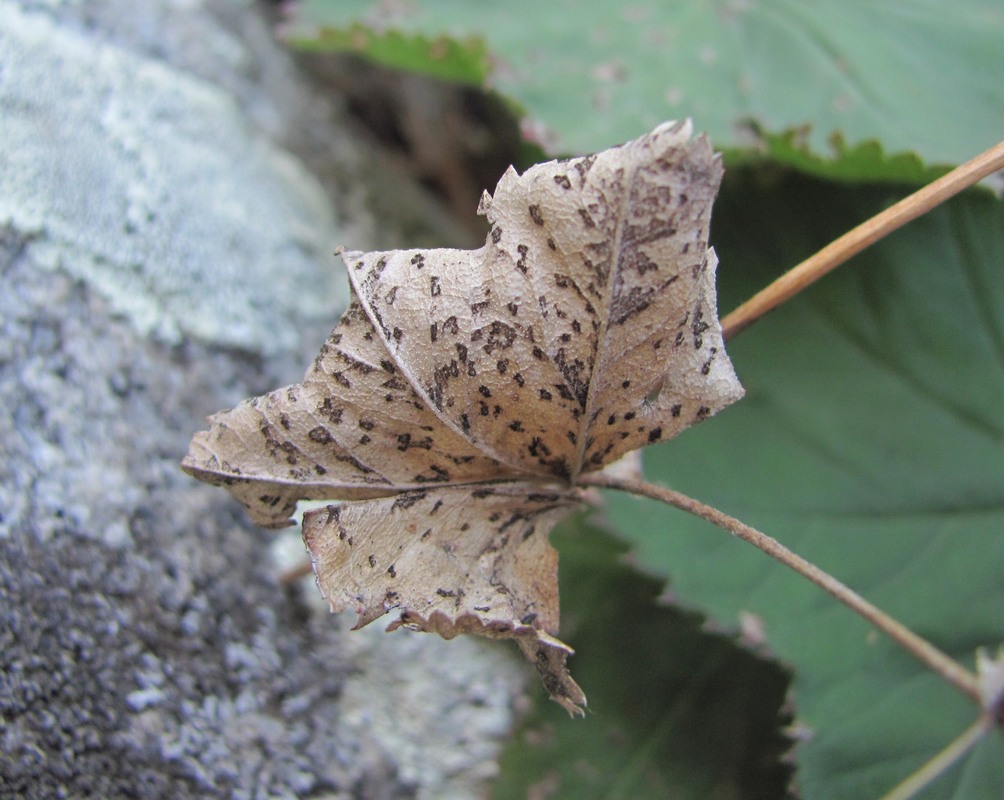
[877, 714, 995, 800]
[580, 473, 983, 703]
[721, 139, 1004, 340]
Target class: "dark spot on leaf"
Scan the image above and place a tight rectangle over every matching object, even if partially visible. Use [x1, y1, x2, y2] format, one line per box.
[516, 244, 529, 274]
[692, 308, 710, 348]
[397, 433, 432, 451]
[701, 347, 718, 375]
[475, 320, 517, 355]
[555, 383, 575, 402]
[610, 285, 656, 325]
[393, 492, 428, 510]
[308, 426, 332, 444]
[528, 437, 551, 458]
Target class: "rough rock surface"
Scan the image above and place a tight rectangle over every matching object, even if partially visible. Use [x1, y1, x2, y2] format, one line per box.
[0, 2, 525, 798]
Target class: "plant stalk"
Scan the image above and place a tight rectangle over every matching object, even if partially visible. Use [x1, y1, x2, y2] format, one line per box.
[280, 560, 313, 585]
[721, 139, 1004, 340]
[878, 715, 993, 800]
[581, 473, 982, 702]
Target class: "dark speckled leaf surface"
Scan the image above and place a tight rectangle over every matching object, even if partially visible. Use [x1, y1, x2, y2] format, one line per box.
[183, 122, 742, 712]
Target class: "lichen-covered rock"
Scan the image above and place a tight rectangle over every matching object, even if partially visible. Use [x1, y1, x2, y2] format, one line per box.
[0, 2, 525, 798]
[1, 1, 343, 355]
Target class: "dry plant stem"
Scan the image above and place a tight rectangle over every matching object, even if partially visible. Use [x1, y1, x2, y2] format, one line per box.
[279, 560, 313, 585]
[878, 715, 994, 800]
[721, 139, 1004, 340]
[582, 473, 983, 702]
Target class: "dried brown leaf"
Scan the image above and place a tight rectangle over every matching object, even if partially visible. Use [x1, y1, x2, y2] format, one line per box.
[183, 120, 743, 713]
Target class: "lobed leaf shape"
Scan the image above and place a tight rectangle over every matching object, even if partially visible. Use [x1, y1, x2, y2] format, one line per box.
[183, 120, 743, 713]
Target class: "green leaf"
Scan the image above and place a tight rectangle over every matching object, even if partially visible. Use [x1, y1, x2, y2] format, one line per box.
[605, 178, 1004, 798]
[287, 0, 1004, 179]
[288, 22, 490, 84]
[725, 128, 949, 186]
[493, 518, 794, 800]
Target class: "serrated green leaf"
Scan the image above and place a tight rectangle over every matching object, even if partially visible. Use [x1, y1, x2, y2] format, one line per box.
[605, 178, 1004, 798]
[724, 128, 950, 185]
[288, 22, 490, 84]
[493, 518, 794, 800]
[288, 0, 1004, 179]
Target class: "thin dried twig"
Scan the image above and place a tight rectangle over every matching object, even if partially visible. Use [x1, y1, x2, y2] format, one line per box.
[721, 139, 1004, 340]
[581, 473, 983, 703]
[279, 560, 313, 585]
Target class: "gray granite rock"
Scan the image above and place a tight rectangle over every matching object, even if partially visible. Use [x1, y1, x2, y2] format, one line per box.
[0, 2, 525, 798]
